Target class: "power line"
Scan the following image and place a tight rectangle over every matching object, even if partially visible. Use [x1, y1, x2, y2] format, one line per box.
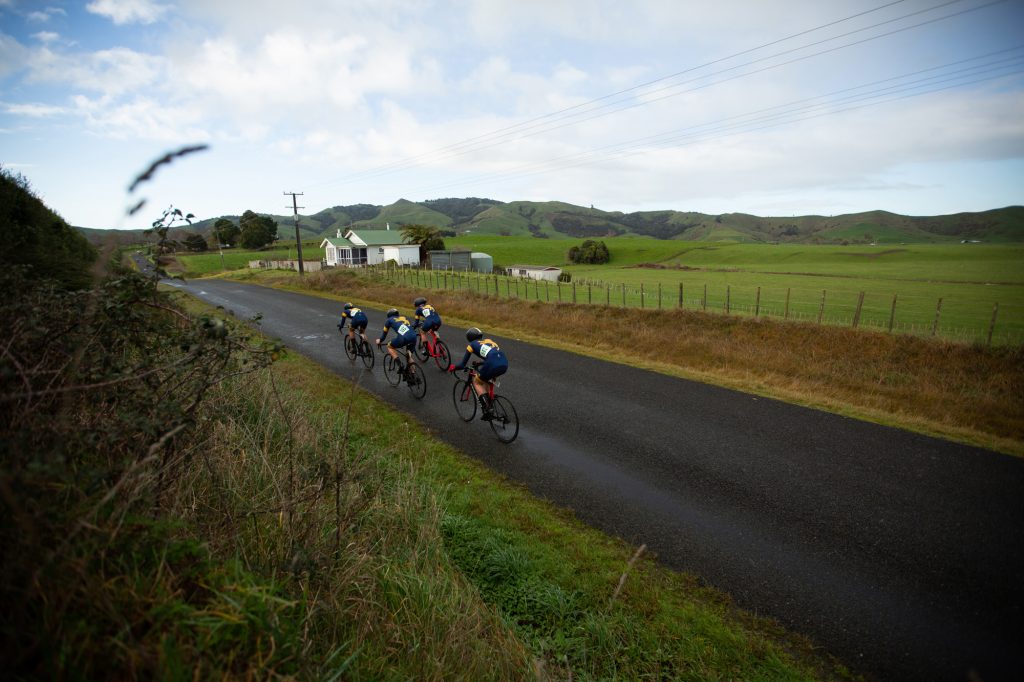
[303, 0, 919, 190]
[307, 0, 1009, 192]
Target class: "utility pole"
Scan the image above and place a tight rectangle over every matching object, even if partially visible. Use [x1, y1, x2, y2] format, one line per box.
[284, 191, 305, 275]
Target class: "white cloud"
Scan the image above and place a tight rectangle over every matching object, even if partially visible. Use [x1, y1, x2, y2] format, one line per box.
[86, 0, 170, 25]
[4, 101, 67, 116]
[32, 31, 59, 43]
[27, 46, 165, 96]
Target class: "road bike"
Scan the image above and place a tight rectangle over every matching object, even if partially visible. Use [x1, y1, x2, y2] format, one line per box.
[343, 332, 375, 369]
[415, 328, 451, 370]
[452, 366, 518, 443]
[379, 343, 427, 399]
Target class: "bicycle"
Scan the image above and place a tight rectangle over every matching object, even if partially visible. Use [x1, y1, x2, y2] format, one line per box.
[452, 366, 519, 443]
[379, 343, 427, 399]
[415, 328, 451, 370]
[344, 333, 375, 369]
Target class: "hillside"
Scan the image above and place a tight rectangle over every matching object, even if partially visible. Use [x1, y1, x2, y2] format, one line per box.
[77, 200, 1024, 246]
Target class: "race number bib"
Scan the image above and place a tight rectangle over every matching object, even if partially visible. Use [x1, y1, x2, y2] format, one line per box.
[478, 343, 492, 358]
[397, 323, 411, 335]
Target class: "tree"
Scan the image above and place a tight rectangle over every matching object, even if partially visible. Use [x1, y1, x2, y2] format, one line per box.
[567, 239, 610, 264]
[239, 210, 278, 250]
[213, 218, 239, 247]
[401, 224, 445, 260]
[183, 233, 209, 252]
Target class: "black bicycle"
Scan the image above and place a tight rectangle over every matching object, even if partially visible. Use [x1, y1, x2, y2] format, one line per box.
[343, 333, 375, 369]
[380, 343, 427, 399]
[452, 366, 518, 443]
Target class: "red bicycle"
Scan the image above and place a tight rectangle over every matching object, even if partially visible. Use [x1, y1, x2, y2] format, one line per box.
[452, 366, 519, 443]
[415, 328, 451, 370]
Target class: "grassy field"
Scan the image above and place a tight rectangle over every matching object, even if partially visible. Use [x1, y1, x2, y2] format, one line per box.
[174, 237, 1024, 344]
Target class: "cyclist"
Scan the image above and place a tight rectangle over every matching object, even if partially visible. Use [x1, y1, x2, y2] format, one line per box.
[337, 302, 369, 348]
[412, 296, 442, 352]
[448, 327, 508, 420]
[376, 307, 418, 363]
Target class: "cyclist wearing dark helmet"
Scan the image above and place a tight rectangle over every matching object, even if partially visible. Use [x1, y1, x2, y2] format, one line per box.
[376, 307, 418, 362]
[337, 302, 369, 347]
[448, 327, 508, 419]
[412, 296, 442, 350]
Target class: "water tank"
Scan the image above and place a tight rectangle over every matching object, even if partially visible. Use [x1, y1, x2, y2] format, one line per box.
[470, 252, 493, 273]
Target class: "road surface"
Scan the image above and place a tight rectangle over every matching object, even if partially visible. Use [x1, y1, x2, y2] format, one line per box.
[166, 276, 1024, 681]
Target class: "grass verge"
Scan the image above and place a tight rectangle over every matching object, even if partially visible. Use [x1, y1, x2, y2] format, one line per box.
[216, 267, 1023, 456]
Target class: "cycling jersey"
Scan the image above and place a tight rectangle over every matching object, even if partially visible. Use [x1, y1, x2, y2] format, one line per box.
[414, 304, 442, 332]
[454, 338, 508, 380]
[380, 315, 418, 348]
[338, 307, 368, 330]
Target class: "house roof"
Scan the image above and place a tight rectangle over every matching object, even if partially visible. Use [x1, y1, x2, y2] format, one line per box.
[345, 229, 408, 246]
[507, 264, 561, 271]
[321, 237, 355, 248]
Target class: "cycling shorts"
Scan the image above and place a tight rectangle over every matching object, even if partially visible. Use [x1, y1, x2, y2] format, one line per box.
[420, 319, 441, 332]
[389, 333, 417, 349]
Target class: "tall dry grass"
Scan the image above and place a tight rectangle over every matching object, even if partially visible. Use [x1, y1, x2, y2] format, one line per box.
[291, 268, 1024, 452]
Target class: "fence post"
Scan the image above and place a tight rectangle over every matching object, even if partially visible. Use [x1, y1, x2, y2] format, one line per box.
[852, 291, 865, 328]
[606, 284, 610, 306]
[987, 303, 999, 346]
[546, 281, 550, 302]
[678, 282, 683, 308]
[658, 283, 662, 310]
[931, 297, 943, 337]
[640, 283, 645, 309]
[622, 284, 626, 307]
[588, 284, 592, 305]
[702, 284, 707, 311]
[572, 281, 577, 304]
[557, 281, 562, 302]
[784, 288, 791, 319]
[888, 293, 897, 332]
[754, 286, 761, 318]
[817, 290, 827, 325]
[725, 285, 731, 314]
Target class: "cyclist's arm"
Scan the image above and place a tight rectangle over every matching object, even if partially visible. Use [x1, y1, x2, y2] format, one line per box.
[452, 344, 475, 371]
[338, 314, 347, 330]
[378, 321, 390, 343]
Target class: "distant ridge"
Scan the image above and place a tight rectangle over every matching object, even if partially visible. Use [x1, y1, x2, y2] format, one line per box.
[76, 200, 1024, 246]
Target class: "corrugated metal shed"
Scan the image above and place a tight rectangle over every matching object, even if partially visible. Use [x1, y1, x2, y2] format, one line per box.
[429, 250, 472, 271]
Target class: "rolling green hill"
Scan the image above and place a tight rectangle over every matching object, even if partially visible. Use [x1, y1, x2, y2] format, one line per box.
[77, 200, 1024, 246]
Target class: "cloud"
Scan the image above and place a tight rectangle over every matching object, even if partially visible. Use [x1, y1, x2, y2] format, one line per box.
[4, 101, 67, 117]
[86, 0, 170, 25]
[27, 46, 165, 96]
[31, 31, 59, 43]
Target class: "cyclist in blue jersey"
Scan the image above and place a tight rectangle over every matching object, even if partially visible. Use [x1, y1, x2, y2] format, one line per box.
[412, 296, 442, 351]
[448, 327, 508, 420]
[376, 307, 418, 362]
[337, 302, 369, 347]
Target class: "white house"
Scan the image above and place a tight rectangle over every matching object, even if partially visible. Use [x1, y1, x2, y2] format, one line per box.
[321, 229, 421, 267]
[506, 264, 562, 281]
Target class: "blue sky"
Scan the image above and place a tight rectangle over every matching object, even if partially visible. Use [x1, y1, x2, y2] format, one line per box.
[1, 0, 1022, 229]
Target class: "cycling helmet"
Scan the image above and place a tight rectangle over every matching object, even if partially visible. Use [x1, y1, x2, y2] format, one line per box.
[413, 296, 427, 306]
[386, 308, 399, 318]
[343, 302, 353, 310]
[466, 327, 482, 342]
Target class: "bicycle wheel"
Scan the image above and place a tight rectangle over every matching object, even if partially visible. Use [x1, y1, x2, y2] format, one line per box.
[344, 335, 357, 361]
[433, 340, 451, 370]
[415, 336, 430, 363]
[383, 353, 401, 386]
[406, 360, 427, 399]
[359, 339, 374, 369]
[489, 395, 519, 443]
[452, 380, 477, 421]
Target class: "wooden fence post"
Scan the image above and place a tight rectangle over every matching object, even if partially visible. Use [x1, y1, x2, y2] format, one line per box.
[606, 284, 610, 306]
[678, 282, 683, 308]
[987, 303, 999, 346]
[657, 283, 662, 310]
[725, 285, 731, 314]
[545, 281, 550, 302]
[888, 293, 898, 332]
[622, 284, 626, 307]
[572, 281, 577, 304]
[931, 298, 943, 337]
[640, 283, 645, 309]
[557, 281, 562, 302]
[588, 284, 592, 305]
[784, 288, 791, 320]
[702, 284, 707, 311]
[754, 286, 761, 318]
[852, 291, 865, 328]
[817, 290, 827, 325]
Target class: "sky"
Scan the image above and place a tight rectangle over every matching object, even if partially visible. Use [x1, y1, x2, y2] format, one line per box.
[1, 0, 1023, 229]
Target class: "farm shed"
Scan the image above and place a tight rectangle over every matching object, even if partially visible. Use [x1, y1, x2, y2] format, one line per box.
[321, 229, 420, 267]
[429, 250, 493, 272]
[506, 265, 562, 281]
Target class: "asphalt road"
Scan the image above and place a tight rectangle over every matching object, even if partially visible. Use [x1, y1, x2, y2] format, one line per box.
[166, 276, 1024, 681]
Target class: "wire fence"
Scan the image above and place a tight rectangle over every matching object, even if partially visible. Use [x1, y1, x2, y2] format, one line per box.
[365, 264, 1023, 347]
